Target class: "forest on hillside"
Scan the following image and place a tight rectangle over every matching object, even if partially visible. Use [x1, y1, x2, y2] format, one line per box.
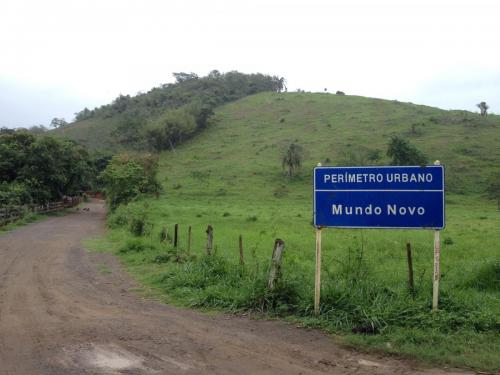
[67, 71, 285, 152]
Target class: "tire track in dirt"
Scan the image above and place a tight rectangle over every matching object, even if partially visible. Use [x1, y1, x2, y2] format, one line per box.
[0, 200, 472, 375]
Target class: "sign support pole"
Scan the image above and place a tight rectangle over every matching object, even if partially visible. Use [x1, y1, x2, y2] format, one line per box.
[314, 226, 322, 316]
[432, 160, 441, 311]
[432, 229, 441, 311]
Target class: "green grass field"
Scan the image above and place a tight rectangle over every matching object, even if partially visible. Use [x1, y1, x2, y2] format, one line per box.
[88, 92, 500, 371]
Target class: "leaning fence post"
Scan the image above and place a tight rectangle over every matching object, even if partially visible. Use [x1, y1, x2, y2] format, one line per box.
[268, 239, 285, 291]
[206, 225, 213, 256]
[239, 235, 244, 266]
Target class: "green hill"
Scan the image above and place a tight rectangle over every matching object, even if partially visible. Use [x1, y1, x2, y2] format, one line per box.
[90, 92, 500, 371]
[60, 91, 500, 194]
[159, 92, 500, 195]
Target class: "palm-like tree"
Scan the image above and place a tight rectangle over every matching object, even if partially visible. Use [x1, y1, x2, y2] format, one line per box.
[273, 77, 287, 93]
[282, 143, 302, 178]
[477, 101, 489, 116]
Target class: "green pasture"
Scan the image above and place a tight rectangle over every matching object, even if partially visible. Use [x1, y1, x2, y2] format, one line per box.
[90, 92, 500, 371]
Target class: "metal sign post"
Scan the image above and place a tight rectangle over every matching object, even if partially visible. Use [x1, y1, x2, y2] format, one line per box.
[314, 226, 322, 315]
[313, 163, 445, 313]
[432, 160, 442, 311]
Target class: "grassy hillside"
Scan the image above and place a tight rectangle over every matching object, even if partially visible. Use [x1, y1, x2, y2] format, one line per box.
[55, 116, 119, 151]
[59, 92, 500, 194]
[90, 92, 500, 371]
[160, 92, 499, 194]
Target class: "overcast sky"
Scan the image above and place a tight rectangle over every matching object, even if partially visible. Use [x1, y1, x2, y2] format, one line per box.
[1, 0, 499, 128]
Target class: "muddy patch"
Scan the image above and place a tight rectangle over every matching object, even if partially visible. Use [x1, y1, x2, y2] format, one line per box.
[58, 343, 152, 374]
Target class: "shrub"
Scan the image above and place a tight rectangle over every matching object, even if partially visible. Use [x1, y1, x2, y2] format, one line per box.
[99, 152, 161, 210]
[129, 215, 150, 236]
[107, 205, 129, 228]
[387, 136, 427, 165]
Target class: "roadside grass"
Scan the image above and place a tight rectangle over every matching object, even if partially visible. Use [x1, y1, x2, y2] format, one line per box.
[0, 208, 80, 234]
[89, 92, 500, 371]
[0, 212, 43, 232]
[88, 193, 500, 372]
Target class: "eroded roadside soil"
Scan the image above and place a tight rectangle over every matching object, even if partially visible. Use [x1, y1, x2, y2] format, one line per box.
[0, 201, 472, 375]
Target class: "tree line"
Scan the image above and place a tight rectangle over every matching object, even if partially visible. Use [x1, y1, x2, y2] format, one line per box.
[74, 70, 285, 152]
[0, 131, 95, 205]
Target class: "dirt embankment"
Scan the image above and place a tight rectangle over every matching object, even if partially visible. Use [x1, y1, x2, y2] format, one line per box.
[0, 201, 471, 374]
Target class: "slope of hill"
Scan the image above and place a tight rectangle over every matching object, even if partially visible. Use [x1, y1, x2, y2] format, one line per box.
[90, 92, 500, 371]
[159, 92, 499, 195]
[59, 91, 500, 193]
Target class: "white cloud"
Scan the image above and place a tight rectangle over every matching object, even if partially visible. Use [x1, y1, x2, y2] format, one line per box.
[1, 0, 499, 126]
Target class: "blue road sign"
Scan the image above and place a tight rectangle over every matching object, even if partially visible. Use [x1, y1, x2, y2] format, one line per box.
[314, 166, 445, 229]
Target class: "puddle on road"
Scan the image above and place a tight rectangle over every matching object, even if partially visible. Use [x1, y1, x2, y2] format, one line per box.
[85, 344, 143, 370]
[58, 343, 151, 374]
[57, 342, 196, 374]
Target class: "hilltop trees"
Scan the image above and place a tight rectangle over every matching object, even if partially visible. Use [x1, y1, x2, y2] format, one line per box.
[50, 117, 68, 128]
[387, 136, 427, 165]
[173, 72, 198, 83]
[74, 71, 282, 151]
[74, 107, 93, 121]
[477, 102, 489, 116]
[76, 70, 280, 125]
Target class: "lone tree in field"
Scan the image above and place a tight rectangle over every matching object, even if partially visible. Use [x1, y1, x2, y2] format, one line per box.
[387, 136, 427, 165]
[282, 143, 303, 178]
[486, 171, 500, 210]
[477, 101, 489, 116]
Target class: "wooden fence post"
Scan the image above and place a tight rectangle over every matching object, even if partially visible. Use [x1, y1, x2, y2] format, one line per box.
[206, 225, 213, 256]
[239, 235, 244, 266]
[268, 239, 285, 291]
[187, 226, 192, 255]
[174, 223, 179, 248]
[406, 242, 415, 295]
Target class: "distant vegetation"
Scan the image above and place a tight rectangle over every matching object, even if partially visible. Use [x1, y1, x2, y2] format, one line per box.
[61, 70, 285, 151]
[0, 131, 95, 205]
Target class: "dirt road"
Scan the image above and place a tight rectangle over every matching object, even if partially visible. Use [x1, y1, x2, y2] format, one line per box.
[0, 201, 470, 375]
